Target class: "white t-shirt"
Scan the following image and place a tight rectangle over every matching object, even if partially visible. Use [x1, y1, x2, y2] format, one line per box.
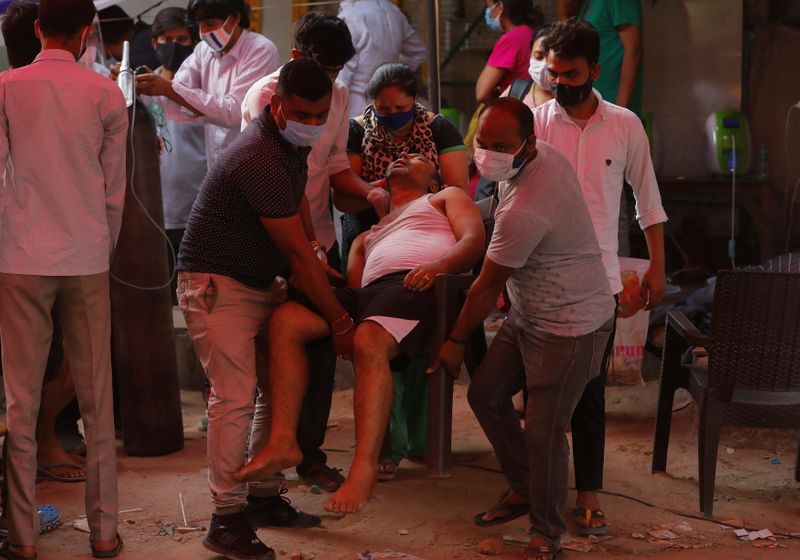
[486, 141, 615, 337]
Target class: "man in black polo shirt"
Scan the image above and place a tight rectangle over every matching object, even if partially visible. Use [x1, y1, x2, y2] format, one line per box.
[177, 58, 355, 560]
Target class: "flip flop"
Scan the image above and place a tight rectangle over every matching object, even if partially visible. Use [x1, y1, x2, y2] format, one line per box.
[0, 541, 36, 560]
[473, 491, 530, 527]
[90, 533, 123, 558]
[36, 462, 86, 483]
[573, 508, 608, 535]
[299, 463, 345, 493]
[525, 544, 561, 560]
[376, 459, 398, 482]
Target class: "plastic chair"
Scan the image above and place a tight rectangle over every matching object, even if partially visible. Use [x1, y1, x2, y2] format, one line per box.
[426, 195, 496, 477]
[651, 270, 800, 517]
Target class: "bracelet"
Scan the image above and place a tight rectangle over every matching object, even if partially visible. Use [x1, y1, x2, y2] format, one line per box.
[332, 317, 355, 336]
[331, 312, 352, 331]
[448, 334, 467, 346]
[310, 240, 326, 253]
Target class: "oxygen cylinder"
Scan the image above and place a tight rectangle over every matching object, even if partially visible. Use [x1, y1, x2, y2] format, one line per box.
[110, 100, 184, 456]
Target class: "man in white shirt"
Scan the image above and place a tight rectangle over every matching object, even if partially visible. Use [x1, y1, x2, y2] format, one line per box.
[533, 19, 667, 536]
[136, 0, 279, 169]
[241, 10, 386, 521]
[0, 0, 127, 557]
[337, 0, 427, 118]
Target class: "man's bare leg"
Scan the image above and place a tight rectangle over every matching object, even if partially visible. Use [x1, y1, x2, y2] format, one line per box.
[37, 360, 86, 478]
[234, 302, 330, 482]
[325, 321, 398, 513]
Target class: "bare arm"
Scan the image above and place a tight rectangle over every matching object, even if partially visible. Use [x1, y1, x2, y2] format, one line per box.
[615, 23, 643, 109]
[427, 257, 515, 376]
[298, 195, 316, 242]
[260, 214, 354, 357]
[345, 233, 367, 288]
[438, 149, 470, 191]
[404, 188, 485, 292]
[475, 66, 507, 104]
[641, 223, 666, 309]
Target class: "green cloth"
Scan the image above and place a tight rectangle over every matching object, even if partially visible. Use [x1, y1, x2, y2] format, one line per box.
[580, 0, 643, 115]
[389, 357, 429, 463]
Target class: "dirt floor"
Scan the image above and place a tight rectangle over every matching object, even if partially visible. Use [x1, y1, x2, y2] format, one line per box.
[28, 372, 800, 560]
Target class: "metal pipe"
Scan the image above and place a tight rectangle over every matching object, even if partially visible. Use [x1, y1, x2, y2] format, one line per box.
[426, 0, 441, 113]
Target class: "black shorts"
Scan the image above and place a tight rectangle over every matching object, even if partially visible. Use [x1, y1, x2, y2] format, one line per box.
[300, 270, 437, 359]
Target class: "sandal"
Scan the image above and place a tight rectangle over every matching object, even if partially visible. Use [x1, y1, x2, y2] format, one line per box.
[473, 490, 529, 527]
[0, 542, 36, 560]
[376, 459, 398, 482]
[299, 462, 345, 493]
[90, 533, 123, 558]
[573, 508, 608, 535]
[37, 504, 61, 534]
[525, 544, 561, 560]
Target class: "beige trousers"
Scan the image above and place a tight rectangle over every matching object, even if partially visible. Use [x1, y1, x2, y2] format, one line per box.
[0, 273, 118, 546]
[177, 272, 286, 514]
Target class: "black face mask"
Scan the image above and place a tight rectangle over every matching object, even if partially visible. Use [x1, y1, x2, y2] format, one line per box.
[550, 77, 594, 107]
[155, 42, 194, 72]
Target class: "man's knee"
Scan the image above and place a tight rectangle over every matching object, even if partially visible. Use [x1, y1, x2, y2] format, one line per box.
[269, 302, 323, 345]
[353, 321, 394, 358]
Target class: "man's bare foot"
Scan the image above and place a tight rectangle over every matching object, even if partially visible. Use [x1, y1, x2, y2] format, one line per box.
[233, 443, 302, 482]
[323, 466, 375, 513]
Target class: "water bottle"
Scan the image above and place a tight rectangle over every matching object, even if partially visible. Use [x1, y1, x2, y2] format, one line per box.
[757, 143, 769, 179]
[116, 40, 134, 108]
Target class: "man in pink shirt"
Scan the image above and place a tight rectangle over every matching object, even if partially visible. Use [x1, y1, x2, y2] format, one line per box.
[0, 0, 127, 557]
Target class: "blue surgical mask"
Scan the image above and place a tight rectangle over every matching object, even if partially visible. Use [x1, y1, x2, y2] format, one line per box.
[375, 108, 415, 130]
[201, 16, 233, 53]
[485, 5, 502, 32]
[278, 107, 325, 147]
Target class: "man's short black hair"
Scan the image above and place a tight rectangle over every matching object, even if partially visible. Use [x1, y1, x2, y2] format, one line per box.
[37, 0, 96, 39]
[187, 0, 250, 29]
[276, 58, 333, 102]
[293, 12, 355, 67]
[541, 18, 600, 66]
[483, 97, 534, 139]
[98, 6, 135, 45]
[1, 0, 39, 68]
[152, 7, 198, 42]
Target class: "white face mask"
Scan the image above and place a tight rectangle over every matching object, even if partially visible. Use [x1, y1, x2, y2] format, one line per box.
[473, 140, 528, 182]
[528, 57, 548, 88]
[277, 107, 325, 147]
[201, 17, 233, 53]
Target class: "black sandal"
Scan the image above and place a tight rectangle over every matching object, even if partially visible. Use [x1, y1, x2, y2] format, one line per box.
[90, 533, 123, 558]
[473, 490, 530, 527]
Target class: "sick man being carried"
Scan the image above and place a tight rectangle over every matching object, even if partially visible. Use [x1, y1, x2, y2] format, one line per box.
[234, 152, 485, 513]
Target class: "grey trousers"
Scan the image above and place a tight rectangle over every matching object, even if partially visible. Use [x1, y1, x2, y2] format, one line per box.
[468, 311, 613, 547]
[0, 273, 118, 546]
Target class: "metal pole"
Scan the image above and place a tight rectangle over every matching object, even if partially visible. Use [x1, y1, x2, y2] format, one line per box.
[426, 0, 441, 113]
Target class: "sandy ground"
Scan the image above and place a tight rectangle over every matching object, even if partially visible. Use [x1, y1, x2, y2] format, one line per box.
[27, 376, 800, 560]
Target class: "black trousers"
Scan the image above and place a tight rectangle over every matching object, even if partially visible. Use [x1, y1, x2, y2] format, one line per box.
[570, 297, 618, 492]
[295, 243, 341, 474]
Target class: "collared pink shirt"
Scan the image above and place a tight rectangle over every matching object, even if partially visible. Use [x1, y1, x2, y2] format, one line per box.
[533, 91, 667, 293]
[0, 49, 128, 275]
